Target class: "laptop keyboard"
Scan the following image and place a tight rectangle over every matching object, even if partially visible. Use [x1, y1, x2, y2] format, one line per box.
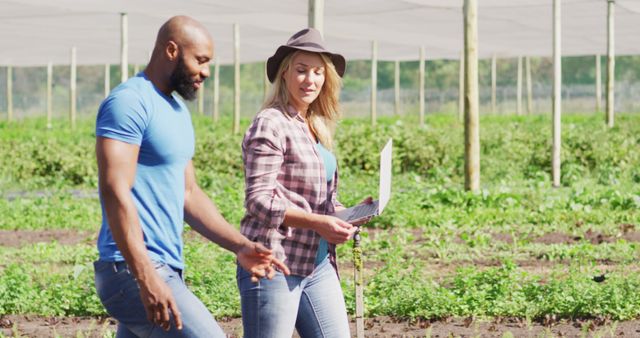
[348, 203, 378, 221]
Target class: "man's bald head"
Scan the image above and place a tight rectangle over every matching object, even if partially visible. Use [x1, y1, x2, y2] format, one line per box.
[146, 16, 213, 100]
[155, 15, 213, 52]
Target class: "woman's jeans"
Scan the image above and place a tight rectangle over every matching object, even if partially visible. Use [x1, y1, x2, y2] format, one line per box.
[94, 260, 225, 338]
[237, 257, 351, 338]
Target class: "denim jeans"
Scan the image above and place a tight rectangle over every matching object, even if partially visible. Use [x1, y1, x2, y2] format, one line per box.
[94, 260, 225, 338]
[237, 257, 350, 338]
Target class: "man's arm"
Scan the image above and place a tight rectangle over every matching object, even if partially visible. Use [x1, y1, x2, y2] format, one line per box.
[96, 137, 182, 331]
[183, 161, 289, 279]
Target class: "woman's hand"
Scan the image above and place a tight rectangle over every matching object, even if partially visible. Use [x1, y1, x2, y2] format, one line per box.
[351, 196, 374, 226]
[312, 215, 356, 244]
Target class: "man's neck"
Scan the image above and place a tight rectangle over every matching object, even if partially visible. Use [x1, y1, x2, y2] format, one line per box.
[144, 62, 173, 96]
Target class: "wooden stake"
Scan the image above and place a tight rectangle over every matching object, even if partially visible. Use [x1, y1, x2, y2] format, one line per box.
[370, 40, 377, 126]
[517, 56, 523, 115]
[264, 61, 269, 101]
[47, 62, 53, 128]
[552, 0, 562, 187]
[104, 63, 110, 98]
[233, 23, 240, 134]
[596, 54, 602, 112]
[419, 47, 425, 127]
[394, 60, 400, 115]
[308, 0, 324, 36]
[491, 54, 497, 114]
[6, 66, 12, 122]
[213, 59, 220, 122]
[606, 0, 615, 128]
[353, 229, 364, 338]
[70, 47, 77, 129]
[198, 81, 204, 115]
[526, 56, 533, 114]
[120, 13, 128, 83]
[458, 50, 464, 122]
[463, 0, 480, 192]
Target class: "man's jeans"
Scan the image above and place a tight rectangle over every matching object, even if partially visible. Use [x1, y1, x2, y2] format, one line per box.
[237, 257, 351, 338]
[94, 260, 225, 338]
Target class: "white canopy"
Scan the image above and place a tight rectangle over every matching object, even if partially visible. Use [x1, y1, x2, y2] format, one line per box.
[1, 0, 639, 66]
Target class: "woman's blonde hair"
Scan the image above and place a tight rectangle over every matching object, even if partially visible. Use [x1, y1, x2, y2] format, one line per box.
[262, 50, 342, 150]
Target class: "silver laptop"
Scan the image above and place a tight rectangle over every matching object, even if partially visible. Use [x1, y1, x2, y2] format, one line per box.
[334, 138, 392, 223]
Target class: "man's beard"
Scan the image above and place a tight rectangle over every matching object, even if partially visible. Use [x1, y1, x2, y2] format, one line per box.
[169, 58, 198, 101]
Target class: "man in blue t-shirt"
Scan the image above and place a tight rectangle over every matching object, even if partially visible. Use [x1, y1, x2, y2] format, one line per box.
[94, 16, 288, 337]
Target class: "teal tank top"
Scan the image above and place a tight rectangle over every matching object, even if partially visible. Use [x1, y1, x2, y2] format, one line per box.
[314, 142, 336, 266]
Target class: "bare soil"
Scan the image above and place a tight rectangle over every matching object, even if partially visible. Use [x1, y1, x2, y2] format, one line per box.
[0, 229, 93, 247]
[3, 228, 640, 337]
[4, 225, 637, 249]
[3, 315, 640, 338]
[530, 230, 640, 245]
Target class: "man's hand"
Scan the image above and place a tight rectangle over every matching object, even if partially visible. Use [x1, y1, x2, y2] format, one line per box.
[237, 242, 290, 282]
[138, 272, 183, 331]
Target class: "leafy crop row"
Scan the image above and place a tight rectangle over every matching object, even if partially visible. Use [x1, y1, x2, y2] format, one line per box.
[2, 241, 640, 321]
[1, 114, 639, 190]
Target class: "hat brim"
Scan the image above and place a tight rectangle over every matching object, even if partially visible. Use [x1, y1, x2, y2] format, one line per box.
[266, 45, 346, 83]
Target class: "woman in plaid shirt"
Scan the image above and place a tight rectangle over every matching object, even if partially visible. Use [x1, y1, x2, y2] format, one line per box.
[237, 28, 368, 337]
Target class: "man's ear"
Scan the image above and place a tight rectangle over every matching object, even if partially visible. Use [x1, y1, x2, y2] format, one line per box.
[165, 41, 179, 61]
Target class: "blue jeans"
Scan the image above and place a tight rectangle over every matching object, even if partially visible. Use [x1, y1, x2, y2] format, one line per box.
[94, 260, 225, 338]
[237, 257, 350, 338]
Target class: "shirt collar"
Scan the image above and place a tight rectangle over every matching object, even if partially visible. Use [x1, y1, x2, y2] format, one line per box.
[286, 105, 307, 123]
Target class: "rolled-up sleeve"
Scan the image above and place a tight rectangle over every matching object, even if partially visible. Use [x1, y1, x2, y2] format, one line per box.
[242, 116, 289, 228]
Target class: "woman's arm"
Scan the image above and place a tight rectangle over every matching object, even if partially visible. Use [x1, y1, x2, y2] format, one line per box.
[243, 116, 354, 244]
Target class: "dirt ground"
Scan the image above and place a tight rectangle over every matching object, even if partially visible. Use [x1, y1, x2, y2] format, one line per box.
[2, 315, 640, 337]
[3, 228, 640, 337]
[0, 230, 92, 247]
[2, 225, 638, 249]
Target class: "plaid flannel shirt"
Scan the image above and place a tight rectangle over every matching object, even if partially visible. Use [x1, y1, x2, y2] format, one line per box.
[241, 106, 343, 276]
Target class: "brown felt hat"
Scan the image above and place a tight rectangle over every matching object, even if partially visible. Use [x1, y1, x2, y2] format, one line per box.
[266, 28, 346, 83]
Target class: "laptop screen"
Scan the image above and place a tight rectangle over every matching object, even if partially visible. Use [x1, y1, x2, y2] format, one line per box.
[378, 139, 392, 213]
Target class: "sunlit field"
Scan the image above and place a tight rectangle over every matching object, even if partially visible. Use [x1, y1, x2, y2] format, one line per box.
[1, 113, 639, 336]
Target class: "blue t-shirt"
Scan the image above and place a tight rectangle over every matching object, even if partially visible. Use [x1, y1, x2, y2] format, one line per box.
[314, 142, 337, 265]
[96, 73, 195, 270]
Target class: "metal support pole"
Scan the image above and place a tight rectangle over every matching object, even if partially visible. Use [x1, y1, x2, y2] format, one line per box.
[463, 0, 480, 192]
[606, 0, 615, 128]
[552, 0, 562, 187]
[370, 40, 377, 126]
[120, 13, 128, 83]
